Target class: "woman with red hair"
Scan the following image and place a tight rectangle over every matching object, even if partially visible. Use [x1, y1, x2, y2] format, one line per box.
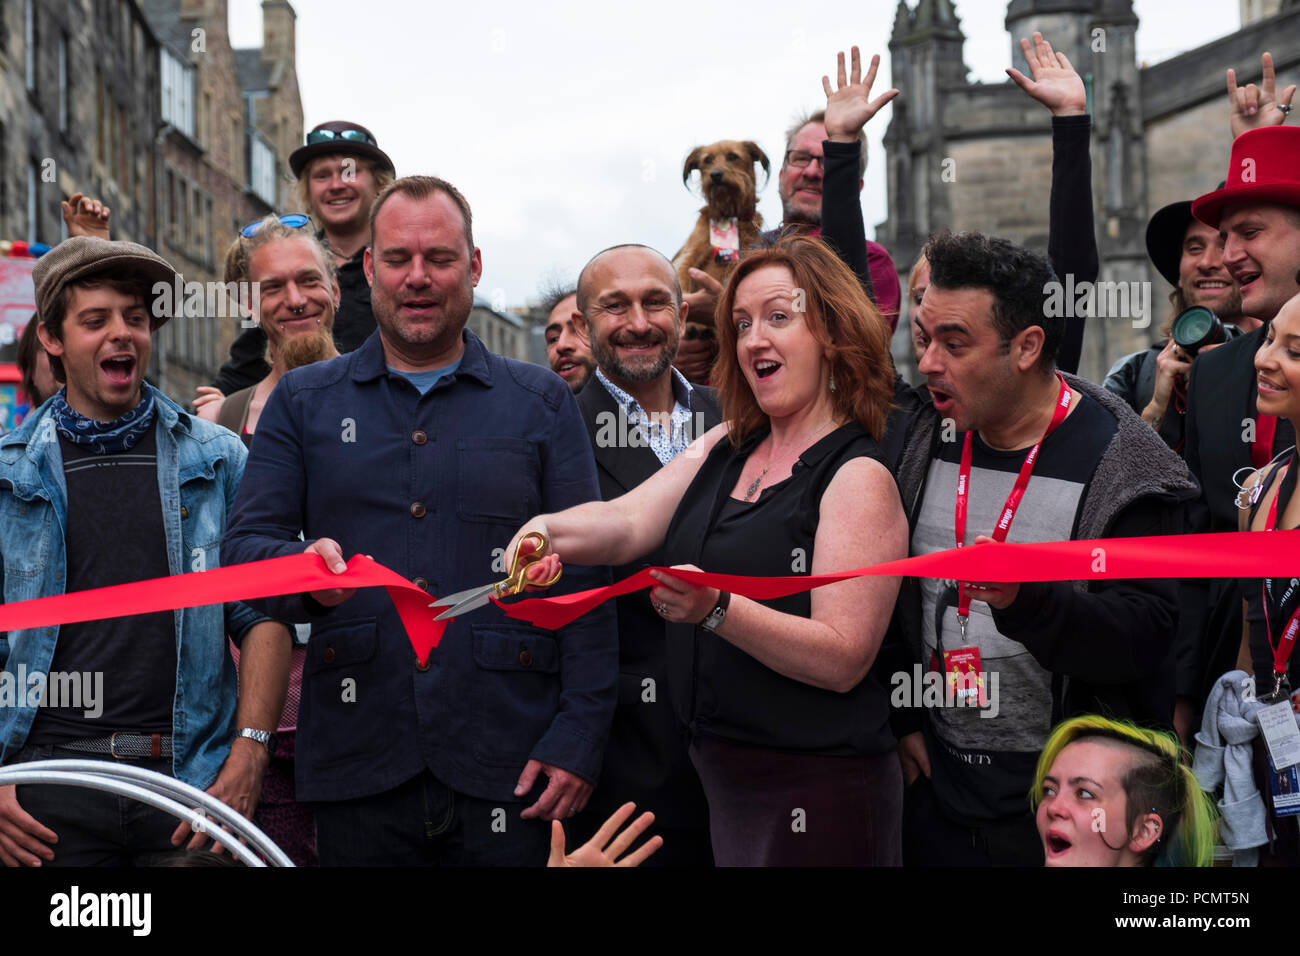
[508, 236, 907, 865]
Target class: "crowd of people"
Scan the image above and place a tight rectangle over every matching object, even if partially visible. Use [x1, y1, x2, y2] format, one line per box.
[0, 33, 1297, 869]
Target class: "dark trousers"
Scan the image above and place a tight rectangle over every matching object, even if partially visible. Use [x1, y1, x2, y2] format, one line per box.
[252, 731, 317, 867]
[313, 768, 551, 867]
[8, 743, 184, 867]
[689, 735, 903, 866]
[902, 773, 1044, 866]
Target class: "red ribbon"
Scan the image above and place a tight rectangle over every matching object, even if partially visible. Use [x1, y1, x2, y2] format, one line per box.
[5, 531, 1300, 665]
[0, 553, 447, 666]
[496, 530, 1300, 630]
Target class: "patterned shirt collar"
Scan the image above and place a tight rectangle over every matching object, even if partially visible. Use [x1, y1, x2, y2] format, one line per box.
[595, 368, 697, 466]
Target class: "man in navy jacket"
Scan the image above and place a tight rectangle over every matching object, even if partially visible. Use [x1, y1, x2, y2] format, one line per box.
[222, 175, 616, 866]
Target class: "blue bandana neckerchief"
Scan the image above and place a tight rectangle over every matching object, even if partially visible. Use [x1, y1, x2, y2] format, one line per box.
[49, 387, 157, 455]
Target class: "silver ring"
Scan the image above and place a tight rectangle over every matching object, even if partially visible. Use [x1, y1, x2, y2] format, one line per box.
[1280, 104, 1293, 115]
[655, 603, 669, 616]
[567, 808, 577, 817]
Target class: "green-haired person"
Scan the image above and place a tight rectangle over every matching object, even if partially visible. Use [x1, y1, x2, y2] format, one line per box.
[1032, 716, 1217, 866]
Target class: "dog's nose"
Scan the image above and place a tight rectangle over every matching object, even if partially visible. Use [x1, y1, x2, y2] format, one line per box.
[710, 170, 724, 183]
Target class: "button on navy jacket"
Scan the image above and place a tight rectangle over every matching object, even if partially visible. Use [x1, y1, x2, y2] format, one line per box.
[222, 329, 616, 803]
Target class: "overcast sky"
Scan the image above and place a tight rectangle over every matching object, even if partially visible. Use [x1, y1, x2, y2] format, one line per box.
[228, 0, 1239, 310]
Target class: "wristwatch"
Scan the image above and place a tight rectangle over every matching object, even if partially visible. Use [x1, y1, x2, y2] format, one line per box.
[699, 591, 730, 632]
[237, 727, 278, 755]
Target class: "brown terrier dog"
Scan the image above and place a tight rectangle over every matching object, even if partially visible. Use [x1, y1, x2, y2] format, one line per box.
[673, 140, 770, 300]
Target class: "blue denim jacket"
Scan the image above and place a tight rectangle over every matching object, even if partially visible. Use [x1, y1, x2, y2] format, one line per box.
[0, 384, 267, 789]
[222, 330, 617, 803]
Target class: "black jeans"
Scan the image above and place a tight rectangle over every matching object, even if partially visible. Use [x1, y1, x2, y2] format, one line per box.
[313, 768, 552, 866]
[7, 743, 184, 866]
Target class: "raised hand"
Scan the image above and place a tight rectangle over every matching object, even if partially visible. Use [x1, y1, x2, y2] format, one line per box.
[1006, 32, 1087, 117]
[1227, 52, 1296, 138]
[61, 192, 111, 240]
[822, 47, 899, 142]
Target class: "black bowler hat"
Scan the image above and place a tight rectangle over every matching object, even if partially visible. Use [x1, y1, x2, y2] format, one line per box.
[1145, 181, 1226, 287]
[289, 120, 395, 179]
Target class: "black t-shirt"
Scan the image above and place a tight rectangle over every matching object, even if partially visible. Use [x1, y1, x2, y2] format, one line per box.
[660, 422, 896, 756]
[912, 390, 1117, 822]
[27, 429, 177, 743]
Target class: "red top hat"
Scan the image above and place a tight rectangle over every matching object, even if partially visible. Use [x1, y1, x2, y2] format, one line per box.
[1192, 126, 1300, 228]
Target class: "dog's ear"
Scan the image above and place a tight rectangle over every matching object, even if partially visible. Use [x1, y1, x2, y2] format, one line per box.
[682, 146, 706, 187]
[742, 141, 771, 188]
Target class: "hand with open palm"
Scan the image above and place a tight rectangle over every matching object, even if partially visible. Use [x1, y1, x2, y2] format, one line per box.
[1006, 32, 1087, 118]
[822, 46, 899, 143]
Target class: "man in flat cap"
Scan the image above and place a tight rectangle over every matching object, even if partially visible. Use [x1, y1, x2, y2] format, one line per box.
[205, 120, 395, 399]
[0, 237, 291, 866]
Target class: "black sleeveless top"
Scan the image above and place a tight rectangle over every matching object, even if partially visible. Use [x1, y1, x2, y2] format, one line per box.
[1242, 455, 1300, 686]
[660, 422, 897, 756]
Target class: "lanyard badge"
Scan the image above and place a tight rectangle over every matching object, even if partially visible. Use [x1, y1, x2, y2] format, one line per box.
[952, 374, 1071, 631]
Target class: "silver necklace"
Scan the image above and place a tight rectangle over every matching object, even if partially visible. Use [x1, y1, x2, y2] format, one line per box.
[744, 420, 839, 501]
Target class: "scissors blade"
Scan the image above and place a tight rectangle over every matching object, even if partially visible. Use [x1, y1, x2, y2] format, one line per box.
[429, 582, 499, 621]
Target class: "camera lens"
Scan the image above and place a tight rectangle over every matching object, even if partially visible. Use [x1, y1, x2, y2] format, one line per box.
[1171, 306, 1226, 357]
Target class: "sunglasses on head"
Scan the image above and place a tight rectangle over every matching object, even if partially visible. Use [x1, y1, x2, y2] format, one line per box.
[306, 128, 376, 147]
[240, 213, 312, 238]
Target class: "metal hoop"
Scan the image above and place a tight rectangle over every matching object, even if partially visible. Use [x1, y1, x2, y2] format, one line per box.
[0, 760, 294, 867]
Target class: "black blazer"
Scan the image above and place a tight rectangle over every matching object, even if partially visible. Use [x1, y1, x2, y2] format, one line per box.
[574, 377, 721, 830]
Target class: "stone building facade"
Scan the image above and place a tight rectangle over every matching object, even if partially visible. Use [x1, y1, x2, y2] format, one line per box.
[0, 0, 161, 309]
[0, 0, 300, 404]
[468, 298, 530, 363]
[879, 0, 1300, 384]
[141, 0, 302, 402]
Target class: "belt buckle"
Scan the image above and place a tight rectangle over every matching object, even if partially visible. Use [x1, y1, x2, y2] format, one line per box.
[109, 731, 126, 759]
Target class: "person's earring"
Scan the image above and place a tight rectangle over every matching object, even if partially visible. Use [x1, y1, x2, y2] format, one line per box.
[829, 372, 836, 393]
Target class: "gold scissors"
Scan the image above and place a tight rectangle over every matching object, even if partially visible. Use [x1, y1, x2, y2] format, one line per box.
[429, 532, 562, 621]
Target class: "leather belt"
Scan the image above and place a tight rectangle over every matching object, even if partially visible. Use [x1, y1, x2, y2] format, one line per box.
[55, 732, 172, 759]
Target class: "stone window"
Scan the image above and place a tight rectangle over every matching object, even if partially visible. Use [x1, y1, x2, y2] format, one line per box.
[161, 48, 195, 138]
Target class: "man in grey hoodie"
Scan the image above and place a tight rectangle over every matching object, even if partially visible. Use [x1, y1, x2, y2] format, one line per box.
[894, 231, 1199, 866]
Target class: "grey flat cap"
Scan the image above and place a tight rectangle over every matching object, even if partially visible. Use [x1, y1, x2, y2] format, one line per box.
[33, 236, 180, 330]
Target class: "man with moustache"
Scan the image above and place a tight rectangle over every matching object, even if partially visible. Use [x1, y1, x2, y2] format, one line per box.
[566, 244, 719, 865]
[541, 286, 595, 393]
[1104, 196, 1255, 451]
[0, 238, 290, 866]
[1178, 123, 1300, 725]
[222, 176, 616, 866]
[896, 231, 1196, 866]
[208, 121, 395, 396]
